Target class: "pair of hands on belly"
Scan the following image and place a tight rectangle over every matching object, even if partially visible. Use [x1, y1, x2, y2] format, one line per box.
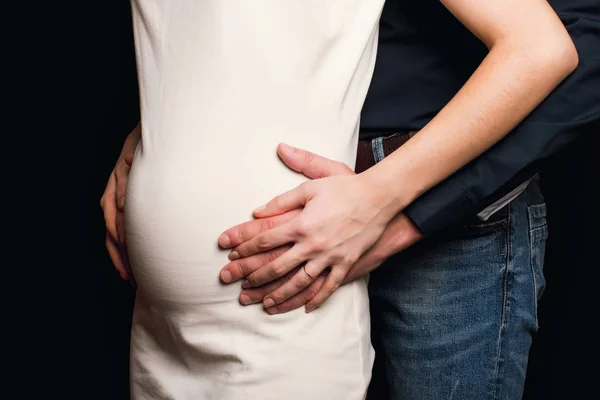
[218, 143, 422, 314]
[101, 134, 422, 312]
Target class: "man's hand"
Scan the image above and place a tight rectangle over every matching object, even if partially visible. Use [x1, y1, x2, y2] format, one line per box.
[219, 144, 422, 313]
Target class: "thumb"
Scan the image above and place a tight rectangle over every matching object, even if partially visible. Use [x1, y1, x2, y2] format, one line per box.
[277, 143, 352, 179]
[253, 183, 313, 218]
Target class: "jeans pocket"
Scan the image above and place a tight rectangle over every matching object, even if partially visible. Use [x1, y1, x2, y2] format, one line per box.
[458, 205, 509, 236]
[527, 203, 548, 325]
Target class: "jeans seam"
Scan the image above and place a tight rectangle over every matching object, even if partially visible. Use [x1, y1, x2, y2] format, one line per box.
[528, 222, 547, 329]
[528, 226, 540, 329]
[492, 202, 511, 400]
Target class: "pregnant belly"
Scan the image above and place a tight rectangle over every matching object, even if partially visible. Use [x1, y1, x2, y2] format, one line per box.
[124, 145, 313, 308]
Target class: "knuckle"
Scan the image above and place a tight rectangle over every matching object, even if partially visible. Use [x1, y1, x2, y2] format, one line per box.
[341, 253, 357, 266]
[294, 218, 314, 237]
[306, 285, 320, 301]
[235, 261, 249, 277]
[235, 228, 246, 244]
[298, 181, 310, 195]
[273, 195, 285, 209]
[266, 249, 281, 263]
[303, 150, 315, 164]
[260, 217, 275, 233]
[269, 261, 286, 279]
[306, 237, 327, 253]
[257, 235, 270, 250]
[272, 289, 287, 303]
[294, 275, 310, 291]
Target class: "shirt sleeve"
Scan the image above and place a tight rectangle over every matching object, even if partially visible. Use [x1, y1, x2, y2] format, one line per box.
[403, 13, 600, 237]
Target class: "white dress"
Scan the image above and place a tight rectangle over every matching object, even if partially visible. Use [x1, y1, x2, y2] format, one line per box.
[125, 1, 385, 399]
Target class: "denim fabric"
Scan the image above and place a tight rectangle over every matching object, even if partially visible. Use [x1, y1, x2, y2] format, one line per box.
[367, 139, 548, 399]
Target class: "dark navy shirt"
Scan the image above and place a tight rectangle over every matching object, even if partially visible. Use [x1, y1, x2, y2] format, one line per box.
[360, 0, 600, 236]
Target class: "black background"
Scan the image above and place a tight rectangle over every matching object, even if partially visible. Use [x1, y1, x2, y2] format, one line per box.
[35, 1, 597, 398]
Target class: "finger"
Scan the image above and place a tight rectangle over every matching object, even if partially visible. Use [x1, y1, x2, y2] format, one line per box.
[101, 174, 119, 239]
[220, 244, 292, 283]
[266, 275, 327, 315]
[242, 246, 306, 288]
[229, 220, 299, 259]
[115, 159, 131, 212]
[277, 143, 353, 179]
[262, 260, 327, 308]
[238, 268, 297, 305]
[343, 252, 383, 284]
[305, 266, 347, 312]
[119, 242, 136, 289]
[124, 152, 135, 166]
[218, 210, 300, 249]
[116, 209, 127, 246]
[106, 232, 129, 280]
[342, 213, 422, 284]
[252, 183, 313, 218]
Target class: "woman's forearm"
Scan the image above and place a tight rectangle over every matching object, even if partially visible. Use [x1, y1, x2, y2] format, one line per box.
[363, 0, 578, 214]
[120, 122, 142, 157]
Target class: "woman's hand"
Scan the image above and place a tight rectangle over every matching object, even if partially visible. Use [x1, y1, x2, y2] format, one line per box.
[100, 123, 141, 282]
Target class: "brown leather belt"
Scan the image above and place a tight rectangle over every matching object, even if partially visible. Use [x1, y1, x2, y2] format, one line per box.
[355, 132, 416, 173]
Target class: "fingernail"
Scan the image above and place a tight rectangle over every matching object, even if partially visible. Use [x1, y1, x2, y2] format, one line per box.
[118, 197, 125, 209]
[228, 251, 239, 260]
[305, 305, 316, 313]
[263, 298, 275, 308]
[219, 233, 231, 247]
[240, 294, 251, 305]
[266, 307, 278, 314]
[241, 280, 251, 289]
[221, 270, 232, 283]
[253, 204, 266, 214]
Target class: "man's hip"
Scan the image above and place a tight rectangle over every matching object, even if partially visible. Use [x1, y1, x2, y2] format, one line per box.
[366, 174, 547, 399]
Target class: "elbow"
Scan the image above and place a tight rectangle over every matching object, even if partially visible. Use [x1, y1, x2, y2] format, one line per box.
[533, 32, 579, 79]
[497, 29, 579, 80]
[552, 37, 579, 76]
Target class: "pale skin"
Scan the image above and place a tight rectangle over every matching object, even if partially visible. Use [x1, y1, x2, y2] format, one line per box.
[102, 0, 578, 312]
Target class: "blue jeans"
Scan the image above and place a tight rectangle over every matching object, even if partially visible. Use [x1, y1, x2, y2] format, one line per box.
[366, 150, 548, 399]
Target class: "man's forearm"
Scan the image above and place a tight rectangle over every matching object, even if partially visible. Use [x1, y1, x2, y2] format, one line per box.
[361, 0, 578, 215]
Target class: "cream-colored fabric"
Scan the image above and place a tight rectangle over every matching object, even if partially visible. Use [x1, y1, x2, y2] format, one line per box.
[126, 1, 384, 398]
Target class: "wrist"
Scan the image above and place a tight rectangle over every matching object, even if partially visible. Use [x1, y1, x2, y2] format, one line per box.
[358, 167, 411, 221]
[359, 158, 419, 217]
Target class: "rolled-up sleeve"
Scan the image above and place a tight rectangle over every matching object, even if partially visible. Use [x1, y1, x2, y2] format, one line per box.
[404, 11, 600, 236]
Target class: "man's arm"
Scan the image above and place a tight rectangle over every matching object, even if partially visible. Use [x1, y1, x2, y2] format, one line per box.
[220, 0, 581, 312]
[403, 4, 600, 236]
